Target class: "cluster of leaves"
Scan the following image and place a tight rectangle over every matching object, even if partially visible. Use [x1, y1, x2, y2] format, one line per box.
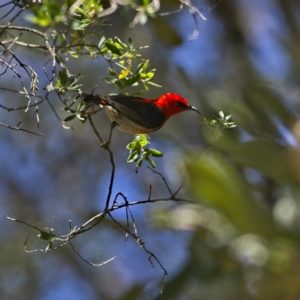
[46, 67, 82, 95]
[127, 134, 163, 172]
[203, 111, 237, 138]
[25, 0, 105, 29]
[63, 100, 88, 124]
[204, 111, 236, 129]
[24, 0, 159, 29]
[101, 37, 161, 92]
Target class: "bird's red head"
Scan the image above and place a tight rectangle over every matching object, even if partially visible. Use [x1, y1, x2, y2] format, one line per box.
[154, 93, 199, 120]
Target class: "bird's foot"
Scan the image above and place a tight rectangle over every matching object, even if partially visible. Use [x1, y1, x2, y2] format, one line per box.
[86, 106, 103, 116]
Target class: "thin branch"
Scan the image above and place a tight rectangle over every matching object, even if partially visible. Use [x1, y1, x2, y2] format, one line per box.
[45, 92, 61, 122]
[0, 99, 44, 111]
[112, 192, 130, 239]
[148, 185, 152, 201]
[105, 146, 115, 211]
[0, 5, 30, 36]
[0, 87, 45, 110]
[96, 0, 119, 18]
[69, 241, 117, 267]
[179, 0, 206, 21]
[0, 57, 31, 107]
[87, 115, 116, 211]
[0, 24, 57, 73]
[4, 214, 43, 230]
[0, 0, 18, 9]
[77, 212, 106, 233]
[160, 0, 207, 40]
[172, 141, 211, 197]
[147, 167, 174, 197]
[87, 114, 104, 144]
[24, 237, 68, 253]
[0, 24, 46, 39]
[111, 197, 193, 211]
[24, 237, 46, 253]
[0, 121, 44, 136]
[108, 210, 167, 272]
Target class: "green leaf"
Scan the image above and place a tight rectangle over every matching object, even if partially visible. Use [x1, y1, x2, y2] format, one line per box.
[147, 81, 162, 88]
[105, 42, 122, 55]
[142, 60, 149, 73]
[146, 157, 156, 168]
[45, 242, 52, 252]
[123, 74, 140, 87]
[145, 69, 155, 81]
[127, 151, 139, 163]
[55, 80, 61, 89]
[38, 230, 54, 241]
[63, 115, 76, 122]
[137, 159, 143, 168]
[114, 37, 128, 49]
[102, 76, 116, 84]
[135, 62, 145, 74]
[108, 68, 117, 76]
[126, 142, 137, 149]
[148, 148, 163, 157]
[115, 80, 124, 89]
[98, 35, 106, 49]
[59, 68, 68, 86]
[74, 22, 89, 30]
[128, 37, 133, 50]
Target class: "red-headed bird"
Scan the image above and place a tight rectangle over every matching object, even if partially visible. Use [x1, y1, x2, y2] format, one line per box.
[81, 93, 200, 136]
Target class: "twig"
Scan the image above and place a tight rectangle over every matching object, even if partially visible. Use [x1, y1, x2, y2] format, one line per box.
[0, 3, 29, 34]
[171, 141, 211, 197]
[45, 92, 61, 122]
[160, 0, 207, 40]
[69, 241, 117, 267]
[0, 96, 45, 112]
[110, 197, 193, 211]
[4, 214, 43, 230]
[105, 148, 115, 211]
[147, 167, 174, 197]
[148, 185, 152, 201]
[87, 114, 116, 211]
[87, 114, 104, 144]
[24, 237, 68, 253]
[107, 211, 168, 276]
[0, 121, 44, 136]
[70, 211, 107, 236]
[0, 57, 31, 109]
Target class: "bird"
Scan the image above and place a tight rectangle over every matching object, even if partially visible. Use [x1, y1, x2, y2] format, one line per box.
[81, 92, 200, 143]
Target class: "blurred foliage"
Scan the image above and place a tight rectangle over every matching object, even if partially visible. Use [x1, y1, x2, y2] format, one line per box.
[1, 0, 300, 300]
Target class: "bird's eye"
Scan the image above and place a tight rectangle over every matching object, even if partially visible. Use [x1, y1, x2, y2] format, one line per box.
[176, 100, 186, 108]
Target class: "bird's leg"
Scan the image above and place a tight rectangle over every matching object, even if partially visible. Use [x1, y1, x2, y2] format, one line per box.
[101, 121, 118, 149]
[86, 105, 103, 116]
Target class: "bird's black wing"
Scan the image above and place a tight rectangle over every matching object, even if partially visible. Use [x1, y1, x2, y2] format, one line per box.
[107, 95, 166, 129]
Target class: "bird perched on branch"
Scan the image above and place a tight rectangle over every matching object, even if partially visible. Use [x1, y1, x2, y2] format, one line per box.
[81, 92, 200, 143]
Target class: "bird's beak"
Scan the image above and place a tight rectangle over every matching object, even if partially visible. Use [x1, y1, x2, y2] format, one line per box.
[188, 105, 201, 114]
